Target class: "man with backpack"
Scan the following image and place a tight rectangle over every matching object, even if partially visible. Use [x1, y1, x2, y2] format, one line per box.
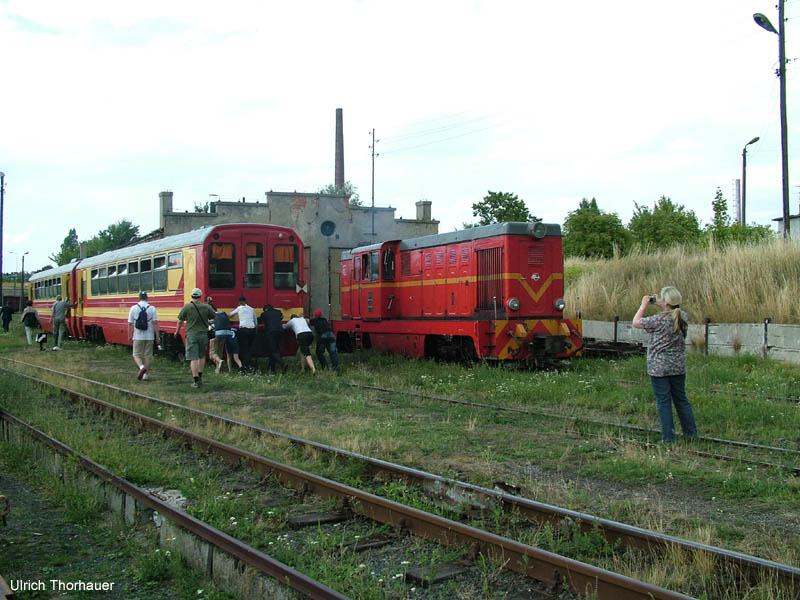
[127, 292, 160, 381]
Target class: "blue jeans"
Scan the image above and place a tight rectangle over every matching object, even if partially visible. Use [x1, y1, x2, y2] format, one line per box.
[650, 374, 697, 443]
[316, 332, 340, 371]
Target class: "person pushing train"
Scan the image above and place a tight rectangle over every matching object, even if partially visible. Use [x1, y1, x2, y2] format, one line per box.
[282, 313, 315, 373]
[258, 304, 287, 374]
[176, 288, 216, 388]
[51, 295, 76, 350]
[309, 308, 341, 375]
[231, 296, 257, 370]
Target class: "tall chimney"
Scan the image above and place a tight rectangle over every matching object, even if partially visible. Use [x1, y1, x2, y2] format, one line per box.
[335, 108, 344, 190]
[159, 190, 173, 230]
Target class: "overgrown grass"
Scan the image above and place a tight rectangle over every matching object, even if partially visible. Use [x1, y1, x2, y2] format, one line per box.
[564, 238, 800, 323]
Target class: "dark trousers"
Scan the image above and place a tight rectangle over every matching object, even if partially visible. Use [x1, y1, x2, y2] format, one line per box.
[266, 330, 286, 373]
[237, 327, 256, 368]
[1, 319, 10, 332]
[315, 332, 340, 372]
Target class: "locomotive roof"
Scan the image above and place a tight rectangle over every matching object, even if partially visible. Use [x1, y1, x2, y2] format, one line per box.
[341, 221, 561, 260]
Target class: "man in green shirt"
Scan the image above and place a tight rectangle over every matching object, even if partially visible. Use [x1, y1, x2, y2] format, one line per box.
[176, 287, 216, 388]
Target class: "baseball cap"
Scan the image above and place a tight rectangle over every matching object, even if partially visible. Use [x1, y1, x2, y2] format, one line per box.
[139, 292, 148, 300]
[313, 309, 322, 317]
[191, 288, 202, 298]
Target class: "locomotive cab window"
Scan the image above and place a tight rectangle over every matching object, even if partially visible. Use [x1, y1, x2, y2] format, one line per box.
[273, 244, 297, 290]
[382, 249, 395, 281]
[361, 253, 370, 280]
[245, 242, 264, 288]
[353, 256, 361, 282]
[370, 251, 379, 281]
[209, 243, 235, 289]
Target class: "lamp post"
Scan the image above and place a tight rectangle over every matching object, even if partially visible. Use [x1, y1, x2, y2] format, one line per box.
[19, 251, 28, 311]
[754, 5, 790, 239]
[742, 136, 760, 225]
[0, 172, 5, 305]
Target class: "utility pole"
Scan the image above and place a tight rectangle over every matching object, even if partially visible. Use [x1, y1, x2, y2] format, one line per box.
[778, 0, 790, 239]
[0, 172, 5, 306]
[369, 129, 379, 238]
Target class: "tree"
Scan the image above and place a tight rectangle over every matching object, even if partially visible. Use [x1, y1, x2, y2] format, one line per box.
[49, 228, 80, 266]
[318, 181, 362, 206]
[628, 196, 702, 249]
[704, 187, 774, 246]
[563, 198, 631, 258]
[86, 219, 140, 256]
[471, 191, 538, 225]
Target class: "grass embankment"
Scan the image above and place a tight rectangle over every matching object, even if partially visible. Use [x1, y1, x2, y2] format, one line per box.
[564, 239, 800, 323]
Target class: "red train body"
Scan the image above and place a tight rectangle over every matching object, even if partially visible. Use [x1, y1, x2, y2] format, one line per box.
[333, 222, 582, 367]
[28, 224, 307, 356]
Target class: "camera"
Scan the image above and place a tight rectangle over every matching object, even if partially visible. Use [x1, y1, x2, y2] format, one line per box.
[648, 296, 657, 304]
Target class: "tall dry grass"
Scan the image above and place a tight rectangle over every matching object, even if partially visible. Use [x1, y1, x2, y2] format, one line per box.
[564, 238, 800, 324]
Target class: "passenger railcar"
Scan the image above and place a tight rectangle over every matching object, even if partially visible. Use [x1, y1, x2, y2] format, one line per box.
[28, 224, 307, 355]
[333, 222, 582, 367]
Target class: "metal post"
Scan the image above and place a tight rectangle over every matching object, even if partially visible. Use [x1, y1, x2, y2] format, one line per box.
[778, 0, 790, 239]
[704, 318, 710, 356]
[369, 129, 377, 238]
[742, 147, 748, 225]
[19, 252, 27, 311]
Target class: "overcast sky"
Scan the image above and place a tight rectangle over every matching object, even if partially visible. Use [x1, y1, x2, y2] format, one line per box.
[1, 0, 799, 272]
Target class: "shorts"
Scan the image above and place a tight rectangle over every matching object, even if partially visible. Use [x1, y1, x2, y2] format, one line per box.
[297, 331, 314, 356]
[132, 340, 154, 359]
[185, 332, 209, 361]
[224, 334, 239, 355]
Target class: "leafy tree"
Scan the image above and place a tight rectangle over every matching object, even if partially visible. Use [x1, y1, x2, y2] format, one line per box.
[471, 191, 538, 225]
[704, 188, 773, 246]
[628, 196, 701, 249]
[86, 219, 140, 256]
[194, 201, 210, 213]
[319, 181, 362, 206]
[49, 228, 80, 266]
[563, 198, 631, 258]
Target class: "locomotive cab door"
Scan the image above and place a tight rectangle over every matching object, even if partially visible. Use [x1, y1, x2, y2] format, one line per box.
[241, 233, 269, 310]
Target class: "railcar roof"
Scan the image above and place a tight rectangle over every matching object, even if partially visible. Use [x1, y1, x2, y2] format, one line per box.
[30, 226, 220, 282]
[28, 261, 79, 280]
[341, 222, 561, 260]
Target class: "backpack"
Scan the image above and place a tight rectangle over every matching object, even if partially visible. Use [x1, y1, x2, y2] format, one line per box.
[134, 305, 149, 331]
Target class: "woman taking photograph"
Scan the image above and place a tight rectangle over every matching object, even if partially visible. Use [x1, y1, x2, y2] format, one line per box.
[633, 286, 698, 443]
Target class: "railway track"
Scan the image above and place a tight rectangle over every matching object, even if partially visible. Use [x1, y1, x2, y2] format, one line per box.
[346, 383, 800, 475]
[1, 358, 798, 598]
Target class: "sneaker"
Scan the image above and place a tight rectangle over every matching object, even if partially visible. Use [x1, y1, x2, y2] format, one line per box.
[137, 367, 147, 381]
[191, 381, 200, 388]
[52, 346, 60, 351]
[142, 373, 149, 381]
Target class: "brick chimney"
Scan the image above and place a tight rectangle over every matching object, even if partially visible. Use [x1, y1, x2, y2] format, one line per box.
[335, 108, 344, 190]
[159, 191, 173, 230]
[416, 200, 432, 221]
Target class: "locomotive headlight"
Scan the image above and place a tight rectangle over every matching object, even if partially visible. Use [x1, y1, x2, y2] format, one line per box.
[507, 297, 520, 311]
[554, 298, 566, 311]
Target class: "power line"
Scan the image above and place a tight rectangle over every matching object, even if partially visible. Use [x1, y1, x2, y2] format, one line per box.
[379, 124, 499, 155]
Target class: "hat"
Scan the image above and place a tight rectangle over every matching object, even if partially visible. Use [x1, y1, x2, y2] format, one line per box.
[313, 309, 322, 317]
[238, 296, 247, 303]
[191, 288, 203, 298]
[139, 291, 148, 300]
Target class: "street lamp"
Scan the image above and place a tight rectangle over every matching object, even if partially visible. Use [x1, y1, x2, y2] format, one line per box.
[19, 251, 28, 311]
[754, 6, 790, 239]
[742, 136, 760, 225]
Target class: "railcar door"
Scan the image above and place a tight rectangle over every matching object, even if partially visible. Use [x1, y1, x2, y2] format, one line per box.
[241, 233, 268, 310]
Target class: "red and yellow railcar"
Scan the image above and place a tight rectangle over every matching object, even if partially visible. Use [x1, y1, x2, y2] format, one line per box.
[28, 224, 306, 354]
[334, 222, 582, 367]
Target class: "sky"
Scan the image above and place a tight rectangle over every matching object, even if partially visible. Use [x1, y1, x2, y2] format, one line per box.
[1, 0, 799, 272]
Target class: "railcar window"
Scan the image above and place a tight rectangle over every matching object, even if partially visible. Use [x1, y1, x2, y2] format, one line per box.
[168, 252, 182, 268]
[153, 255, 167, 292]
[209, 243, 235, 289]
[128, 261, 140, 293]
[140, 258, 153, 292]
[353, 256, 360, 282]
[245, 242, 263, 288]
[382, 250, 395, 281]
[107, 265, 118, 294]
[98, 267, 108, 295]
[91, 269, 99, 295]
[370, 251, 379, 280]
[273, 244, 297, 290]
[117, 263, 128, 294]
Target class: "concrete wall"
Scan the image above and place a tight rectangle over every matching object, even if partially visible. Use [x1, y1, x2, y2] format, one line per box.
[161, 192, 439, 318]
[583, 319, 800, 364]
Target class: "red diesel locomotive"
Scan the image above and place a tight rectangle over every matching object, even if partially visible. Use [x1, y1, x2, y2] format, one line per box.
[334, 222, 583, 367]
